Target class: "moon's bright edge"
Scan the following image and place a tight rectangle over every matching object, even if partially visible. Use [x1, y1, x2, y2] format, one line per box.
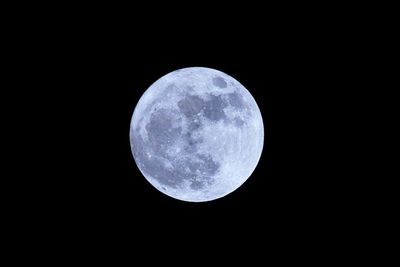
[130, 67, 264, 202]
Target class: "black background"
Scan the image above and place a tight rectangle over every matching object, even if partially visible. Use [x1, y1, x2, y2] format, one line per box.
[56, 33, 346, 240]
[15, 4, 372, 260]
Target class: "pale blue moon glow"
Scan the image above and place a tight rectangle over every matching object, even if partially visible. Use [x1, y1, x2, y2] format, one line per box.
[130, 67, 264, 202]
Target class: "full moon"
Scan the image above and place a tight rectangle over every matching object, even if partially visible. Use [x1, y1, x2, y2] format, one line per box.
[130, 67, 264, 202]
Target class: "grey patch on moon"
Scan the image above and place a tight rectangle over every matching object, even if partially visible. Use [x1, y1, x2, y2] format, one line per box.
[203, 94, 227, 121]
[182, 154, 219, 177]
[178, 95, 204, 117]
[136, 151, 193, 189]
[212, 77, 227, 88]
[233, 118, 245, 127]
[130, 135, 181, 188]
[186, 154, 219, 190]
[190, 180, 205, 190]
[145, 109, 182, 154]
[183, 132, 203, 153]
[227, 92, 245, 108]
[183, 143, 198, 154]
[163, 83, 181, 99]
[185, 85, 195, 92]
[188, 119, 202, 131]
[165, 83, 177, 91]
[197, 154, 220, 176]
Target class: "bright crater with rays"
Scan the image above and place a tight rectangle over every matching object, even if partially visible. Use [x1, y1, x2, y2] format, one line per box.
[130, 67, 264, 202]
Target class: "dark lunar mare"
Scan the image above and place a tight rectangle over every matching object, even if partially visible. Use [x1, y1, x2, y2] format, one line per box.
[226, 92, 245, 108]
[212, 77, 227, 88]
[203, 95, 227, 121]
[178, 95, 204, 117]
[132, 98, 221, 189]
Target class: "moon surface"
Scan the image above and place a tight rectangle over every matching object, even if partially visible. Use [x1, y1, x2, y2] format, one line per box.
[130, 67, 263, 202]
